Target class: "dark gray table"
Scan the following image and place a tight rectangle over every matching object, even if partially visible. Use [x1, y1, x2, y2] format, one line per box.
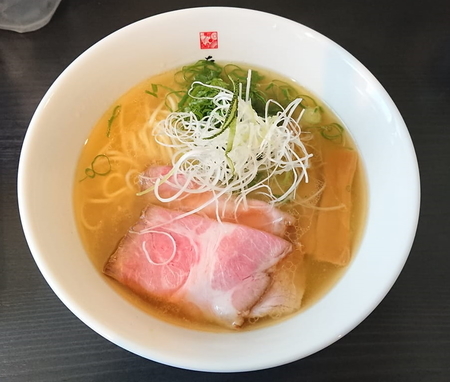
[1, 0, 449, 381]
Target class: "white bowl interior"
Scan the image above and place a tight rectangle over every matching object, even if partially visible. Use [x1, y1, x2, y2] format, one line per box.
[18, 7, 420, 372]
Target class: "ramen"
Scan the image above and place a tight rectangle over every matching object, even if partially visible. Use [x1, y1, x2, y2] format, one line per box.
[73, 59, 366, 331]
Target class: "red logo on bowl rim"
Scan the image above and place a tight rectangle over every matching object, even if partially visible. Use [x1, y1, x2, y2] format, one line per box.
[199, 31, 218, 49]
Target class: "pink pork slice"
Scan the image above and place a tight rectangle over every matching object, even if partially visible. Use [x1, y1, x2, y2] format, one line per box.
[104, 205, 292, 328]
[249, 259, 306, 319]
[140, 166, 295, 237]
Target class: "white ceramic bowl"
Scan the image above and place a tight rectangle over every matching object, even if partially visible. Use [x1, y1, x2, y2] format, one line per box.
[18, 7, 420, 372]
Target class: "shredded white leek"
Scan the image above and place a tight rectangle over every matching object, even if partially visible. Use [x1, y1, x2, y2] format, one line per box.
[151, 70, 312, 207]
[138, 231, 177, 266]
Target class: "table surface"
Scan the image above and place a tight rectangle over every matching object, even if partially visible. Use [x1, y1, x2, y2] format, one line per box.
[1, 0, 449, 381]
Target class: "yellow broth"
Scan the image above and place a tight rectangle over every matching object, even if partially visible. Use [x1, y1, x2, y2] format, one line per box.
[73, 64, 367, 331]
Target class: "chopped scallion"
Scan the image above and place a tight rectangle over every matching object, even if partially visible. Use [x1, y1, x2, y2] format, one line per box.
[79, 154, 111, 182]
[106, 105, 121, 137]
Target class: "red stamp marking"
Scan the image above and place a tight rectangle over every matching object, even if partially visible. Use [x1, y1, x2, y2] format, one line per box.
[199, 31, 218, 49]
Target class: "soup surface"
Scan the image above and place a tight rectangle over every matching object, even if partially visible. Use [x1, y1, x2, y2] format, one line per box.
[74, 60, 367, 331]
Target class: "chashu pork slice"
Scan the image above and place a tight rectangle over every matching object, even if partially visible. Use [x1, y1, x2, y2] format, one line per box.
[140, 165, 295, 237]
[104, 205, 292, 328]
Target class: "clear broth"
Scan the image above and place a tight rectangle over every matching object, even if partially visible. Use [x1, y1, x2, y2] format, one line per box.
[73, 64, 367, 332]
